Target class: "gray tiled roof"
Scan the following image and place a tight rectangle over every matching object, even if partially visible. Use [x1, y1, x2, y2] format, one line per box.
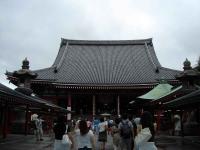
[0, 83, 40, 105]
[165, 89, 200, 107]
[0, 83, 69, 112]
[34, 38, 180, 85]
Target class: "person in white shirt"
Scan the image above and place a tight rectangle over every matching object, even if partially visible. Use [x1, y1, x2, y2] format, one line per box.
[35, 115, 44, 141]
[74, 120, 95, 150]
[174, 114, 181, 136]
[98, 117, 108, 150]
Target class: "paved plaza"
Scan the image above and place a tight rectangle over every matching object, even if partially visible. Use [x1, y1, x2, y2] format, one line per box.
[0, 133, 200, 150]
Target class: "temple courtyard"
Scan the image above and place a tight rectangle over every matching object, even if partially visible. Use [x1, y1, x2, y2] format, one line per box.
[0, 133, 200, 150]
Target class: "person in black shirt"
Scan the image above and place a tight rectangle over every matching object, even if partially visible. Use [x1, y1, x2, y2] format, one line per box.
[53, 115, 74, 150]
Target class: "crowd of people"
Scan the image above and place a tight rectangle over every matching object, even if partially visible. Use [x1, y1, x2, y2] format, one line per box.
[49, 111, 157, 150]
[30, 111, 186, 150]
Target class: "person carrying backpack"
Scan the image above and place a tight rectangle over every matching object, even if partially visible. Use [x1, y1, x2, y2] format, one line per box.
[118, 114, 134, 150]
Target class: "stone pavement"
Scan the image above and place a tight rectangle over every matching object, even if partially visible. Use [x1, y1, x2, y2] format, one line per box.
[0, 133, 200, 150]
[0, 134, 53, 150]
[155, 135, 200, 150]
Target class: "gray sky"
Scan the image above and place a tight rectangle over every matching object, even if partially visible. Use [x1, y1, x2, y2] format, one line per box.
[0, 0, 199, 88]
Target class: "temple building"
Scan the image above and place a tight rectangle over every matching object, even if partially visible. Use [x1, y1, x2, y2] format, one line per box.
[6, 38, 181, 118]
[1, 57, 68, 138]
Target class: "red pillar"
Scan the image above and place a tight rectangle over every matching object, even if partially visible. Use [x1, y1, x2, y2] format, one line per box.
[67, 93, 71, 107]
[117, 96, 120, 116]
[24, 105, 29, 136]
[92, 95, 96, 118]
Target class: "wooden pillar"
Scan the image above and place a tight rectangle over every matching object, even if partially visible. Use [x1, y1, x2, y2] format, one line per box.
[67, 93, 71, 107]
[117, 96, 120, 116]
[3, 103, 8, 139]
[197, 107, 200, 123]
[180, 109, 184, 137]
[24, 105, 29, 136]
[92, 95, 96, 118]
[67, 93, 71, 121]
[157, 109, 161, 132]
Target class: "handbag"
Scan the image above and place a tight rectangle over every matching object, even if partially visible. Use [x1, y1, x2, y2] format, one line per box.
[61, 134, 72, 146]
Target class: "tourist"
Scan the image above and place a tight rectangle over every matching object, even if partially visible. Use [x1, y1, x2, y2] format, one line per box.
[35, 115, 44, 141]
[111, 117, 121, 150]
[107, 118, 113, 135]
[128, 115, 137, 149]
[134, 117, 141, 132]
[174, 114, 181, 136]
[134, 111, 157, 150]
[75, 117, 81, 130]
[86, 118, 92, 129]
[118, 113, 134, 150]
[98, 117, 108, 150]
[74, 120, 95, 150]
[53, 115, 74, 150]
[92, 117, 100, 134]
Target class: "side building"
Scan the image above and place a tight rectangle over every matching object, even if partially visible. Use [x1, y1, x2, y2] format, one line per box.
[7, 38, 180, 118]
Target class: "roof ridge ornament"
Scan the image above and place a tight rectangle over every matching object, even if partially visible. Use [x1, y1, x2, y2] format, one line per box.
[22, 57, 29, 69]
[159, 77, 167, 84]
[61, 38, 153, 45]
[183, 58, 192, 70]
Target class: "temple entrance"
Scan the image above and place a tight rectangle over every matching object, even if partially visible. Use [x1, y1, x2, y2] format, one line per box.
[72, 94, 93, 116]
[71, 94, 117, 116]
[96, 95, 116, 115]
[70, 93, 140, 117]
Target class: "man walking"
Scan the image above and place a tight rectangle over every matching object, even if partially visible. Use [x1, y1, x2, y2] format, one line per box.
[35, 115, 44, 141]
[118, 114, 134, 150]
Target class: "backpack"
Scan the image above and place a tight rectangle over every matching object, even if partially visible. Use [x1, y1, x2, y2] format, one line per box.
[120, 121, 132, 139]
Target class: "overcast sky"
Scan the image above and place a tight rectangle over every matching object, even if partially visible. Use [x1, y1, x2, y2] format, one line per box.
[0, 0, 199, 89]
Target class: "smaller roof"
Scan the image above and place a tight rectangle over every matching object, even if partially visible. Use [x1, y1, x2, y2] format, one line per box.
[0, 83, 38, 105]
[138, 83, 173, 100]
[138, 79, 182, 103]
[164, 89, 200, 107]
[0, 83, 69, 113]
[151, 85, 182, 102]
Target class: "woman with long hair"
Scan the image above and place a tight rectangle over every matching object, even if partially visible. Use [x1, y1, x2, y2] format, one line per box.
[74, 120, 95, 150]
